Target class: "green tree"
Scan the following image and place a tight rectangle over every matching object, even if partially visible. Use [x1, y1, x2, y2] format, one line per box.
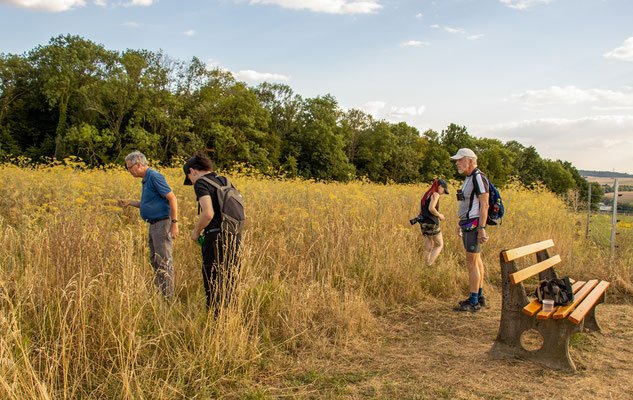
[384, 122, 425, 183]
[474, 137, 515, 187]
[340, 108, 372, 165]
[286, 95, 353, 180]
[515, 145, 544, 188]
[589, 181, 605, 210]
[440, 123, 475, 157]
[28, 35, 113, 159]
[419, 129, 453, 182]
[353, 120, 395, 181]
[541, 159, 575, 194]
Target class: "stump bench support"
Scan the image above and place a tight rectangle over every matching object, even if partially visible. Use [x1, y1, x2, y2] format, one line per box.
[489, 239, 609, 372]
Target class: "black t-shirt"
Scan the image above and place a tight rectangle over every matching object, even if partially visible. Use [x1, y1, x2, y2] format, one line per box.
[421, 195, 440, 225]
[193, 172, 227, 232]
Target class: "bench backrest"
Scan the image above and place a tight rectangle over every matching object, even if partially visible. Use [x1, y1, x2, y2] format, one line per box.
[501, 239, 561, 285]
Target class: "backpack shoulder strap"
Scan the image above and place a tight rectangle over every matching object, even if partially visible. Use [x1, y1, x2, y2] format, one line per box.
[467, 170, 480, 217]
[199, 175, 222, 190]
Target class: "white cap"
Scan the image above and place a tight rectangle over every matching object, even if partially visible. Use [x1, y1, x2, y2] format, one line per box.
[450, 148, 477, 160]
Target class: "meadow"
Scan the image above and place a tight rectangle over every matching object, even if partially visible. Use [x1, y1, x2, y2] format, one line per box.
[0, 160, 632, 399]
[603, 191, 633, 206]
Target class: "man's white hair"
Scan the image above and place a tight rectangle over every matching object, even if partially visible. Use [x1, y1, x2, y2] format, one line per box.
[125, 151, 148, 166]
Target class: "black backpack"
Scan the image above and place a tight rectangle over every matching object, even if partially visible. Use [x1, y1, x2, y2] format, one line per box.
[535, 277, 574, 306]
[200, 175, 245, 234]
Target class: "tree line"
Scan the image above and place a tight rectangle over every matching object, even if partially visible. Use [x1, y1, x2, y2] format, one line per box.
[0, 34, 602, 202]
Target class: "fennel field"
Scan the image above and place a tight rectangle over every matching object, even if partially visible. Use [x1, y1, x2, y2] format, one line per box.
[0, 161, 632, 399]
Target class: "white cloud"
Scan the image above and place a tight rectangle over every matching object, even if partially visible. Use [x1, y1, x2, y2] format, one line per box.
[248, 0, 382, 14]
[415, 12, 423, 18]
[474, 115, 633, 172]
[363, 101, 387, 115]
[362, 101, 425, 121]
[400, 40, 430, 47]
[390, 105, 426, 117]
[183, 29, 196, 36]
[433, 25, 483, 40]
[444, 26, 465, 35]
[0, 0, 156, 10]
[0, 0, 86, 11]
[232, 69, 290, 83]
[511, 86, 633, 107]
[430, 24, 440, 29]
[122, 21, 140, 27]
[205, 59, 221, 70]
[604, 37, 633, 62]
[499, 0, 554, 10]
[127, 0, 153, 5]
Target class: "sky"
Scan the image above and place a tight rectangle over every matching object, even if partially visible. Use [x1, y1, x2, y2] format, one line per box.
[1, 0, 632, 173]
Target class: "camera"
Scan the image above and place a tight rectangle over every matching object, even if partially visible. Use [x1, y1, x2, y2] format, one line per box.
[456, 189, 465, 201]
[410, 214, 424, 225]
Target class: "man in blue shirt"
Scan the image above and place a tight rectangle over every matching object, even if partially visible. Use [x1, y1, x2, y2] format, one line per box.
[118, 151, 179, 298]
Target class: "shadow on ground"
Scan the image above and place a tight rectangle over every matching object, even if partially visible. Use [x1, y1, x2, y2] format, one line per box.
[252, 291, 633, 399]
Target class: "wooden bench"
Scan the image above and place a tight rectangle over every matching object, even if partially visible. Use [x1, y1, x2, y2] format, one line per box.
[488, 239, 610, 372]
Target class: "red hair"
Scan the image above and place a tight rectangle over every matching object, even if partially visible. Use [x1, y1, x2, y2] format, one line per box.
[421, 179, 441, 208]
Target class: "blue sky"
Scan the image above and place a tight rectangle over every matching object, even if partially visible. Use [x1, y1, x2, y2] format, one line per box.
[1, 0, 632, 173]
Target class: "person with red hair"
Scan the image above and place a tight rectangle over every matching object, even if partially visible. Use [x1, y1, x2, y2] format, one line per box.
[418, 178, 449, 265]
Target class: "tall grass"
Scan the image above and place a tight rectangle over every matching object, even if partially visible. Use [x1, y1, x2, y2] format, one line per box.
[0, 161, 630, 398]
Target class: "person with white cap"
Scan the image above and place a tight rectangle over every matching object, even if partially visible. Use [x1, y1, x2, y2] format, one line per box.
[450, 148, 490, 312]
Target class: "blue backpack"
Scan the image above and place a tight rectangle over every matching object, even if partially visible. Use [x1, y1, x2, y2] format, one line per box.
[469, 170, 504, 226]
[487, 180, 504, 225]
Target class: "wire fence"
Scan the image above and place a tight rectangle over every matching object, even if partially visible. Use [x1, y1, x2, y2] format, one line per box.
[570, 178, 633, 257]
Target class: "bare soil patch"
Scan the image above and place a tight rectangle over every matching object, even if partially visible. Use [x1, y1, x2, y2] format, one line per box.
[254, 291, 633, 399]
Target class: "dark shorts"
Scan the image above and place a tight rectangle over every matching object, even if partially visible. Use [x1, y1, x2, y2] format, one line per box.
[420, 222, 441, 237]
[462, 228, 481, 253]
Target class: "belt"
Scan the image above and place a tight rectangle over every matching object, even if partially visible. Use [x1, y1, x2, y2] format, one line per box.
[147, 216, 170, 224]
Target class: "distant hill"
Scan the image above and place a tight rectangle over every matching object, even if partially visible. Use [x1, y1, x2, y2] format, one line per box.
[579, 170, 633, 178]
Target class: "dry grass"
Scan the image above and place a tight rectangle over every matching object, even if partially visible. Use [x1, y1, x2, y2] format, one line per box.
[0, 161, 631, 398]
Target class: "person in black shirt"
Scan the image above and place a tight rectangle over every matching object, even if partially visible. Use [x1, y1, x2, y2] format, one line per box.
[183, 152, 242, 311]
[418, 178, 449, 266]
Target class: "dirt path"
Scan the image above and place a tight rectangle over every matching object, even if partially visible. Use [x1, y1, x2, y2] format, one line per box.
[262, 291, 633, 399]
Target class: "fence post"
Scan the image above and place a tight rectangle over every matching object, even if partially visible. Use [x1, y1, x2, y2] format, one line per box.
[586, 183, 591, 239]
[610, 179, 619, 259]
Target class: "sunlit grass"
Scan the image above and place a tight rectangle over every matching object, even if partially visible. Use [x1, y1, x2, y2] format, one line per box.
[0, 160, 630, 398]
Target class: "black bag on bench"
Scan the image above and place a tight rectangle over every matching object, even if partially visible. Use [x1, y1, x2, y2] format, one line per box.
[535, 277, 574, 306]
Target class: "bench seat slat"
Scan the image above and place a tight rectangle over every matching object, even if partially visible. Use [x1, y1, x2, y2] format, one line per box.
[502, 239, 555, 262]
[553, 280, 598, 320]
[522, 301, 542, 316]
[522, 281, 586, 317]
[534, 281, 586, 320]
[536, 307, 558, 320]
[509, 254, 562, 285]
[569, 281, 610, 324]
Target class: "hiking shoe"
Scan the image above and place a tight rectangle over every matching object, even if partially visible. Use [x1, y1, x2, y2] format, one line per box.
[453, 299, 481, 313]
[478, 295, 488, 308]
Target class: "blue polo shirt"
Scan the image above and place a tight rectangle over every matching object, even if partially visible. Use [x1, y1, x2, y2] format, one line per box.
[139, 168, 172, 222]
